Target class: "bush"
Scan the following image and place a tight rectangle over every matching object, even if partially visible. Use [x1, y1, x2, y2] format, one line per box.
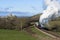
[0, 16, 31, 30]
[45, 17, 60, 31]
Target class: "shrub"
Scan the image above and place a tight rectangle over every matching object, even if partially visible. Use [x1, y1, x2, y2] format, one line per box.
[44, 17, 60, 31]
[0, 16, 30, 30]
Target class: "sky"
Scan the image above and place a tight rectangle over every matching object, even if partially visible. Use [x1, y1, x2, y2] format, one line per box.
[0, 0, 44, 16]
[0, 0, 60, 16]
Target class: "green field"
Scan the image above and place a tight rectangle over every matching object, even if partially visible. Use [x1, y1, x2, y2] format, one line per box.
[0, 29, 37, 40]
[0, 27, 55, 40]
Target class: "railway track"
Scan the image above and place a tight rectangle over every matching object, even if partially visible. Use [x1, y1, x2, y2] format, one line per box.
[41, 29, 60, 38]
[35, 26, 60, 39]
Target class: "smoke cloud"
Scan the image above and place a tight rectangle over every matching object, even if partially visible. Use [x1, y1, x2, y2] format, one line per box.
[39, 0, 60, 27]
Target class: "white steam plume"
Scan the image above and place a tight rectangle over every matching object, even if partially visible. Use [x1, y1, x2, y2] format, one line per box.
[39, 0, 60, 27]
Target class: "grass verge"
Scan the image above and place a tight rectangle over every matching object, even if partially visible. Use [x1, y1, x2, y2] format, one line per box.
[0, 29, 37, 40]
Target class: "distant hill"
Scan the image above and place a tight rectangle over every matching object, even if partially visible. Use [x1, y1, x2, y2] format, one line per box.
[0, 11, 32, 17]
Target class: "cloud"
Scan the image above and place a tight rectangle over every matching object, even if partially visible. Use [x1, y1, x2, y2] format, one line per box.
[0, 7, 13, 12]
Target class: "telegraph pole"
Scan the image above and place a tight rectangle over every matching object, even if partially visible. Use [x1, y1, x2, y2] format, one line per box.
[21, 20, 22, 31]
